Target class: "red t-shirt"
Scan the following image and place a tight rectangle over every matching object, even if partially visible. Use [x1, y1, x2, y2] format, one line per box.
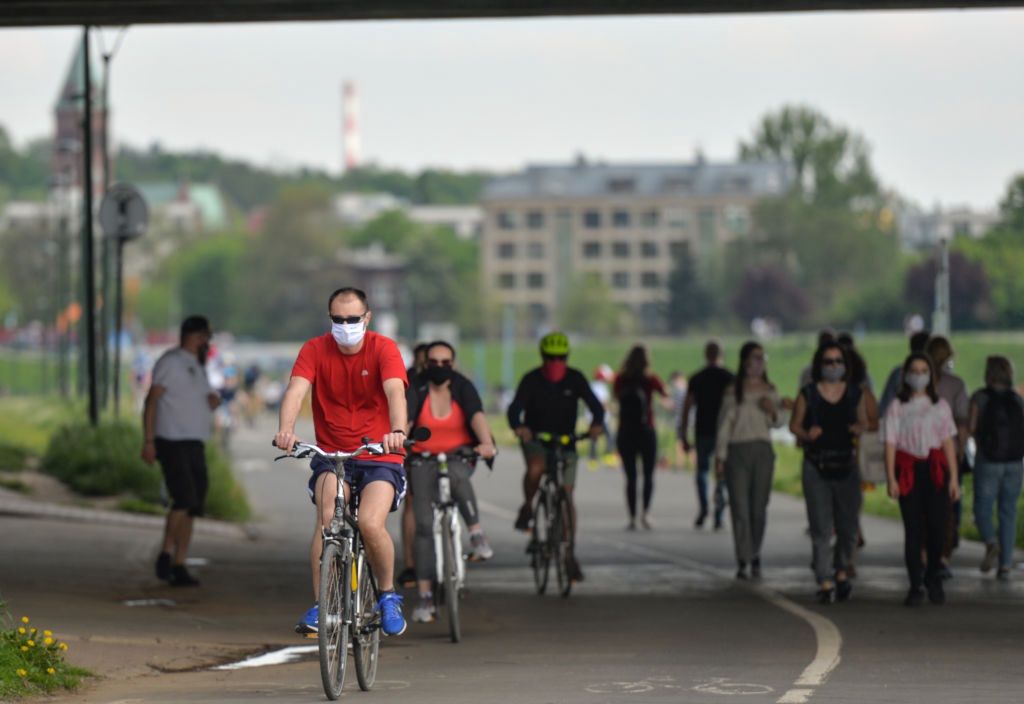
[291, 331, 408, 463]
[414, 398, 473, 455]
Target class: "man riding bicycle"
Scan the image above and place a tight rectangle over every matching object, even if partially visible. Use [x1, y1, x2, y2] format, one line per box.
[406, 340, 498, 623]
[275, 287, 410, 637]
[507, 332, 604, 582]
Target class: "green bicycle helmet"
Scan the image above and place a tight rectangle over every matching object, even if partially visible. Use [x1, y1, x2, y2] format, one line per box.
[539, 331, 570, 357]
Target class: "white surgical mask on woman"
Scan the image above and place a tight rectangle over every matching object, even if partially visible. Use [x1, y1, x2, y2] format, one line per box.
[906, 372, 930, 392]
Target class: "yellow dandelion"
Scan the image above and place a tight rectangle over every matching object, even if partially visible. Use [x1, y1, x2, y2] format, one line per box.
[20, 646, 28, 652]
[44, 636, 54, 645]
[17, 627, 26, 635]
[27, 640, 35, 647]
[16, 668, 28, 677]
[47, 667, 56, 675]
[21, 616, 29, 624]
[43, 630, 52, 637]
[59, 643, 68, 651]
[30, 627, 37, 634]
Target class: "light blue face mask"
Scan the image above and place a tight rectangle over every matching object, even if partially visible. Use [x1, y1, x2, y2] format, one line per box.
[906, 372, 931, 392]
[331, 320, 365, 347]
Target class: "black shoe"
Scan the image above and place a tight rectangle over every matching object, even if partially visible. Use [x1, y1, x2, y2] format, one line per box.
[926, 579, 945, 605]
[903, 587, 925, 607]
[736, 563, 748, 580]
[155, 552, 172, 581]
[938, 564, 953, 581]
[396, 567, 417, 588]
[817, 587, 836, 604]
[713, 516, 724, 531]
[694, 511, 707, 529]
[514, 504, 532, 532]
[169, 565, 200, 587]
[751, 558, 762, 580]
[568, 558, 584, 583]
[836, 580, 853, 602]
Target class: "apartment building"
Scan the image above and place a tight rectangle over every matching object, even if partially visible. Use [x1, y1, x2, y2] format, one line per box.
[481, 157, 793, 332]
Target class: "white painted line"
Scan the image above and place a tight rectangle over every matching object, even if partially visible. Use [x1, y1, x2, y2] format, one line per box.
[122, 598, 177, 607]
[213, 645, 318, 671]
[777, 688, 814, 704]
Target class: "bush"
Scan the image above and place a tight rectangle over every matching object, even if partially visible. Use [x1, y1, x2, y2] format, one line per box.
[204, 443, 251, 523]
[40, 421, 163, 503]
[0, 604, 90, 698]
[0, 443, 29, 472]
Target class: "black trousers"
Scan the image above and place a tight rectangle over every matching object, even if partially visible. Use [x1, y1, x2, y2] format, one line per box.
[617, 425, 657, 519]
[898, 461, 949, 590]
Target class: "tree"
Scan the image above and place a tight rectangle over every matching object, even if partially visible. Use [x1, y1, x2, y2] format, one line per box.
[730, 265, 811, 330]
[998, 173, 1024, 232]
[903, 250, 992, 329]
[556, 274, 622, 336]
[739, 105, 880, 207]
[665, 242, 712, 333]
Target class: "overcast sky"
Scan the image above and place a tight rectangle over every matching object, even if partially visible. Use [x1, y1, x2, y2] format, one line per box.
[2, 9, 1022, 209]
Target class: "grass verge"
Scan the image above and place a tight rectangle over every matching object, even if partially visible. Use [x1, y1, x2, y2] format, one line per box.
[0, 603, 90, 699]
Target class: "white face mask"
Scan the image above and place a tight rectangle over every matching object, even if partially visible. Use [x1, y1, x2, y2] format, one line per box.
[331, 320, 366, 347]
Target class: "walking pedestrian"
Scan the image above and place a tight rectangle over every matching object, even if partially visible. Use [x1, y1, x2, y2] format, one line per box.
[925, 336, 969, 577]
[969, 356, 1024, 580]
[614, 345, 666, 530]
[141, 315, 220, 587]
[879, 330, 931, 418]
[681, 341, 734, 530]
[588, 364, 615, 463]
[884, 353, 961, 606]
[667, 371, 690, 469]
[716, 341, 785, 579]
[790, 340, 874, 603]
[797, 329, 836, 392]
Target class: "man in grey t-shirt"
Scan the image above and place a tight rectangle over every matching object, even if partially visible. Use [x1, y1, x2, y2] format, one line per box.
[141, 316, 219, 587]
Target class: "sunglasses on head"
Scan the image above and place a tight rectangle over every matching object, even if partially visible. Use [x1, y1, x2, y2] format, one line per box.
[330, 314, 365, 325]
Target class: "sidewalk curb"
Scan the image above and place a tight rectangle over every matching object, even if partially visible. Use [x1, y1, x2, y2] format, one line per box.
[0, 491, 257, 540]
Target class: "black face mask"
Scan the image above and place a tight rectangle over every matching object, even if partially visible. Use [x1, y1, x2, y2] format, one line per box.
[197, 343, 210, 366]
[425, 365, 453, 386]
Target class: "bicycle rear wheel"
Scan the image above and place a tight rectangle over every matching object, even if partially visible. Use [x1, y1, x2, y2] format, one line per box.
[557, 493, 575, 598]
[352, 550, 380, 691]
[441, 513, 462, 643]
[318, 541, 348, 700]
[531, 496, 550, 594]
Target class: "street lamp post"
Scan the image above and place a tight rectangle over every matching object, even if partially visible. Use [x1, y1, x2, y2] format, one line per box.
[932, 236, 951, 337]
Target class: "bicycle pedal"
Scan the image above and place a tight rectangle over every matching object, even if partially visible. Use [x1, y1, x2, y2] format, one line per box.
[303, 632, 318, 639]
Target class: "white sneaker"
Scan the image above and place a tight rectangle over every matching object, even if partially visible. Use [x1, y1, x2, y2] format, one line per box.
[411, 596, 435, 624]
[641, 513, 653, 530]
[470, 532, 494, 561]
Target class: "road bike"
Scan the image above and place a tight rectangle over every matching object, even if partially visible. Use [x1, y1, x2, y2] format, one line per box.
[412, 447, 493, 643]
[528, 432, 586, 598]
[274, 430, 426, 700]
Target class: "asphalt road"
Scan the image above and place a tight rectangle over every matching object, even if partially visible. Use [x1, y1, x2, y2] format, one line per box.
[3, 417, 1024, 704]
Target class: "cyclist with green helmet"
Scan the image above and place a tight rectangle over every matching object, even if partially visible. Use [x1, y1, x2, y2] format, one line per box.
[507, 331, 604, 582]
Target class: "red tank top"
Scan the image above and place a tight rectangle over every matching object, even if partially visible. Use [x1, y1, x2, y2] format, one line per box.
[416, 396, 473, 454]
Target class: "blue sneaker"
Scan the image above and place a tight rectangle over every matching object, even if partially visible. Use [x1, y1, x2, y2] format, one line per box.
[295, 604, 319, 634]
[377, 592, 406, 636]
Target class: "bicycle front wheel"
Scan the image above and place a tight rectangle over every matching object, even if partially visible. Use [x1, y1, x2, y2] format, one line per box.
[550, 496, 566, 596]
[318, 541, 349, 700]
[531, 496, 550, 595]
[441, 513, 462, 643]
[352, 550, 380, 691]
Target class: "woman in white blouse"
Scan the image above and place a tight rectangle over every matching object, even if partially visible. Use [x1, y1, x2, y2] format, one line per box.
[884, 353, 961, 607]
[716, 341, 785, 580]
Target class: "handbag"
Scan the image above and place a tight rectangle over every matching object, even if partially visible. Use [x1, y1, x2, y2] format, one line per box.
[856, 430, 887, 484]
[809, 448, 856, 480]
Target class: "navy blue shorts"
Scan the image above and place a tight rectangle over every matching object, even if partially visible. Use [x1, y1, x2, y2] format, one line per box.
[308, 457, 407, 512]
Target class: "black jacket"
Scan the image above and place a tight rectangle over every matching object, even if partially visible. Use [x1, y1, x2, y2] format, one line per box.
[507, 367, 605, 441]
[407, 371, 486, 446]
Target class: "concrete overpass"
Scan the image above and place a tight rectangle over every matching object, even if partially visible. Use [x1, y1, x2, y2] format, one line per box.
[2, 0, 1024, 26]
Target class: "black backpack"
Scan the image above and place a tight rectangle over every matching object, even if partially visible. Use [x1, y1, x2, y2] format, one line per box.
[618, 381, 650, 431]
[978, 389, 1024, 462]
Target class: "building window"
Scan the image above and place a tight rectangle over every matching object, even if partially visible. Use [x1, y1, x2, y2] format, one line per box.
[498, 273, 516, 289]
[612, 210, 631, 228]
[724, 205, 749, 235]
[526, 211, 545, 229]
[527, 272, 545, 289]
[527, 242, 545, 259]
[582, 241, 602, 258]
[640, 241, 658, 258]
[583, 210, 602, 229]
[612, 271, 630, 289]
[698, 207, 717, 245]
[496, 211, 517, 229]
[496, 242, 516, 259]
[612, 241, 630, 258]
[641, 272, 660, 288]
[608, 178, 636, 194]
[665, 207, 690, 229]
[668, 241, 689, 259]
[641, 210, 659, 228]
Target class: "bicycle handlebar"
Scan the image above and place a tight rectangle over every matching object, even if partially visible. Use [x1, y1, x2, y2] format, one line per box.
[535, 431, 591, 446]
[414, 445, 496, 470]
[272, 427, 431, 460]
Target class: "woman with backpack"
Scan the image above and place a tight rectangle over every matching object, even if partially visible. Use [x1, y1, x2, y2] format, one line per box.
[884, 353, 961, 606]
[790, 340, 874, 603]
[614, 345, 666, 530]
[969, 356, 1024, 580]
[716, 341, 786, 580]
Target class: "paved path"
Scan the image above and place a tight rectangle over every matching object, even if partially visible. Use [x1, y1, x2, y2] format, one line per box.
[2, 417, 1023, 703]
